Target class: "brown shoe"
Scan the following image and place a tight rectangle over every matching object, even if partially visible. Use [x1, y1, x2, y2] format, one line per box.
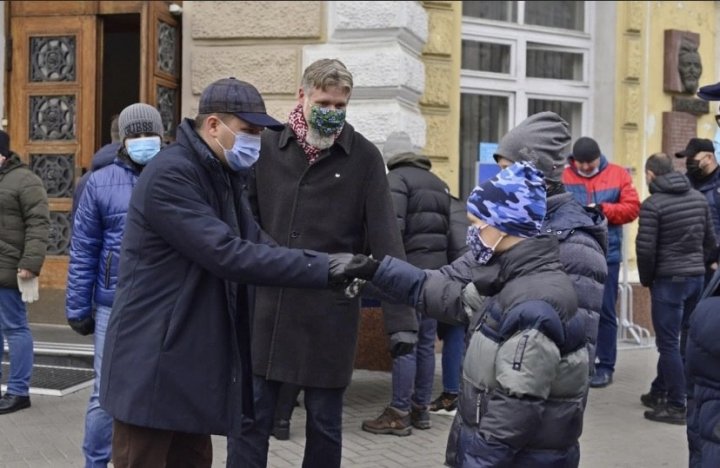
[361, 407, 412, 436]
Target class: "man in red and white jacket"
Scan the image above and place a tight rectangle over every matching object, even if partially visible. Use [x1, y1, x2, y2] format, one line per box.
[563, 136, 640, 388]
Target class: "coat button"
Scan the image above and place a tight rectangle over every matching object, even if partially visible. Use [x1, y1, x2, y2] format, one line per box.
[291, 231, 300, 238]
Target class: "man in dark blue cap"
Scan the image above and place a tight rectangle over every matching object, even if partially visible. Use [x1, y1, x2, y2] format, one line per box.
[675, 137, 720, 283]
[98, 77, 355, 467]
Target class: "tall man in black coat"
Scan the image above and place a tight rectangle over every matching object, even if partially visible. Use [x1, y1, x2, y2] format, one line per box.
[636, 153, 716, 425]
[230, 59, 417, 468]
[99, 78, 354, 468]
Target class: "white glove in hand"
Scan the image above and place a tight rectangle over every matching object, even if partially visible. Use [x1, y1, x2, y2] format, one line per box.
[17, 275, 39, 303]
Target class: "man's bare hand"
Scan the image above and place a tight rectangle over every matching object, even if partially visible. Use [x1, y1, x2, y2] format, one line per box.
[17, 269, 35, 279]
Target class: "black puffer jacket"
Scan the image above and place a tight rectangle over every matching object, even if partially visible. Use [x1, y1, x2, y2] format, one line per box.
[543, 192, 607, 373]
[636, 172, 716, 287]
[387, 153, 451, 269]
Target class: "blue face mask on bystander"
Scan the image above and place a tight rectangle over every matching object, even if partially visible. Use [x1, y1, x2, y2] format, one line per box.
[126, 136, 162, 165]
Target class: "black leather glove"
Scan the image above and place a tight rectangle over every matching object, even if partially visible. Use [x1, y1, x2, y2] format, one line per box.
[389, 330, 418, 357]
[68, 316, 95, 336]
[328, 253, 354, 285]
[344, 254, 380, 281]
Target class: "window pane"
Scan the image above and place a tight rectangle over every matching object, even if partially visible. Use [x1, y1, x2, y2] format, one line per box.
[460, 94, 509, 199]
[528, 99, 582, 143]
[526, 44, 583, 80]
[525, 1, 584, 31]
[462, 41, 511, 73]
[463, 1, 517, 22]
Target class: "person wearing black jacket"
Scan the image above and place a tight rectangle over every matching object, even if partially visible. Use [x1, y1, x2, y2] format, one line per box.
[429, 195, 469, 414]
[361, 132, 452, 435]
[636, 153, 716, 425]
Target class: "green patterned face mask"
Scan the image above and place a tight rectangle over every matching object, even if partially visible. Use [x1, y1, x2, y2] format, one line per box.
[308, 106, 346, 136]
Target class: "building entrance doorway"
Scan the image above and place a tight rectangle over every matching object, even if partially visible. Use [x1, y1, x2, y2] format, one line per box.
[6, 1, 180, 323]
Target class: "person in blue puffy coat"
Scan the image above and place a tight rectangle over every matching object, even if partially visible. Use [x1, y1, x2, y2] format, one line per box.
[65, 103, 165, 468]
[687, 269, 720, 467]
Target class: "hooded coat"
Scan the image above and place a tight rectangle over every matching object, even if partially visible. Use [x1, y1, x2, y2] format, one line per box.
[0, 153, 49, 288]
[66, 152, 142, 321]
[386, 152, 451, 269]
[370, 235, 586, 467]
[636, 171, 716, 287]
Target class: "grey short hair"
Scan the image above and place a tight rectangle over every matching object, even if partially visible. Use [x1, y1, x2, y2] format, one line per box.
[301, 59, 353, 95]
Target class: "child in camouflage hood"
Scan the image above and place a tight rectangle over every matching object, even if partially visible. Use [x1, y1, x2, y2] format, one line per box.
[345, 162, 588, 467]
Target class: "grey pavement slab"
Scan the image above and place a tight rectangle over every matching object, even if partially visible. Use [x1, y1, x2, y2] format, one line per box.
[0, 347, 686, 467]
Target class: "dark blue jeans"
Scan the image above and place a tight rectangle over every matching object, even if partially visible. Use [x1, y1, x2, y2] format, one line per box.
[391, 313, 437, 411]
[227, 376, 345, 468]
[596, 262, 620, 375]
[649, 275, 704, 407]
[441, 323, 466, 394]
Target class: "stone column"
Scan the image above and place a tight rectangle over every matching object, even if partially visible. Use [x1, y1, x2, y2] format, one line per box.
[420, 1, 461, 195]
[302, 1, 428, 149]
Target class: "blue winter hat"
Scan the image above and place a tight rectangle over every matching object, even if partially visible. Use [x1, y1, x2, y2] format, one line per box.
[467, 162, 546, 238]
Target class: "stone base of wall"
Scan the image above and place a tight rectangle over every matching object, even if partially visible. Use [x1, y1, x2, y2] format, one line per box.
[354, 307, 392, 371]
[28, 289, 66, 325]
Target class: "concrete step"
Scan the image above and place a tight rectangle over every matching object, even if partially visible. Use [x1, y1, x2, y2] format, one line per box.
[1, 323, 96, 396]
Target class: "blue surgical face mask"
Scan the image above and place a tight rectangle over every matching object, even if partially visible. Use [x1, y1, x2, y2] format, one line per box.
[215, 121, 261, 171]
[125, 136, 162, 165]
[466, 225, 504, 264]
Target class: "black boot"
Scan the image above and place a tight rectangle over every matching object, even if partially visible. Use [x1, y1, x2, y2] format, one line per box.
[0, 394, 31, 415]
[272, 419, 290, 441]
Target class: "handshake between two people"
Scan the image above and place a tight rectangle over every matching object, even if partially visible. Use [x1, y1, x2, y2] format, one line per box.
[327, 253, 417, 357]
[327, 253, 381, 285]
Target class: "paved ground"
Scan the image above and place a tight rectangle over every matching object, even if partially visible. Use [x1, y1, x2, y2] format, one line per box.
[0, 344, 686, 467]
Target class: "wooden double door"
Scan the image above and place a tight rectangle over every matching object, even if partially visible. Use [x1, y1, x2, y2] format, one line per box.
[6, 1, 180, 315]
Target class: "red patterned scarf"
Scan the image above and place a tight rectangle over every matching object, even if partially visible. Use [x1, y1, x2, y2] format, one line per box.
[288, 104, 321, 164]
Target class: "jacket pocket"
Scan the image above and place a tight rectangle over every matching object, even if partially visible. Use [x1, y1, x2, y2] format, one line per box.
[104, 254, 113, 289]
[0, 239, 21, 261]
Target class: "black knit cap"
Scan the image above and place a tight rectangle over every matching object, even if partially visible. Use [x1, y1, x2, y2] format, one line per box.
[0, 130, 8, 157]
[199, 77, 284, 130]
[572, 137, 601, 163]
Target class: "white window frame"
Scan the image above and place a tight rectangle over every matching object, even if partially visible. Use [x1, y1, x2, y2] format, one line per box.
[460, 1, 595, 134]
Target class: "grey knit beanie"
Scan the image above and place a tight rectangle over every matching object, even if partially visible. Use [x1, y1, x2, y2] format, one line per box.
[493, 111, 571, 182]
[118, 103, 164, 141]
[383, 132, 415, 160]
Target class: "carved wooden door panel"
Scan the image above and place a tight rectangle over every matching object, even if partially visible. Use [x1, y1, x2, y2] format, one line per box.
[144, 2, 180, 139]
[8, 15, 96, 286]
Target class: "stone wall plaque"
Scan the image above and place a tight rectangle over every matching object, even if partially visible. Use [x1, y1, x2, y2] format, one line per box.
[672, 96, 709, 115]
